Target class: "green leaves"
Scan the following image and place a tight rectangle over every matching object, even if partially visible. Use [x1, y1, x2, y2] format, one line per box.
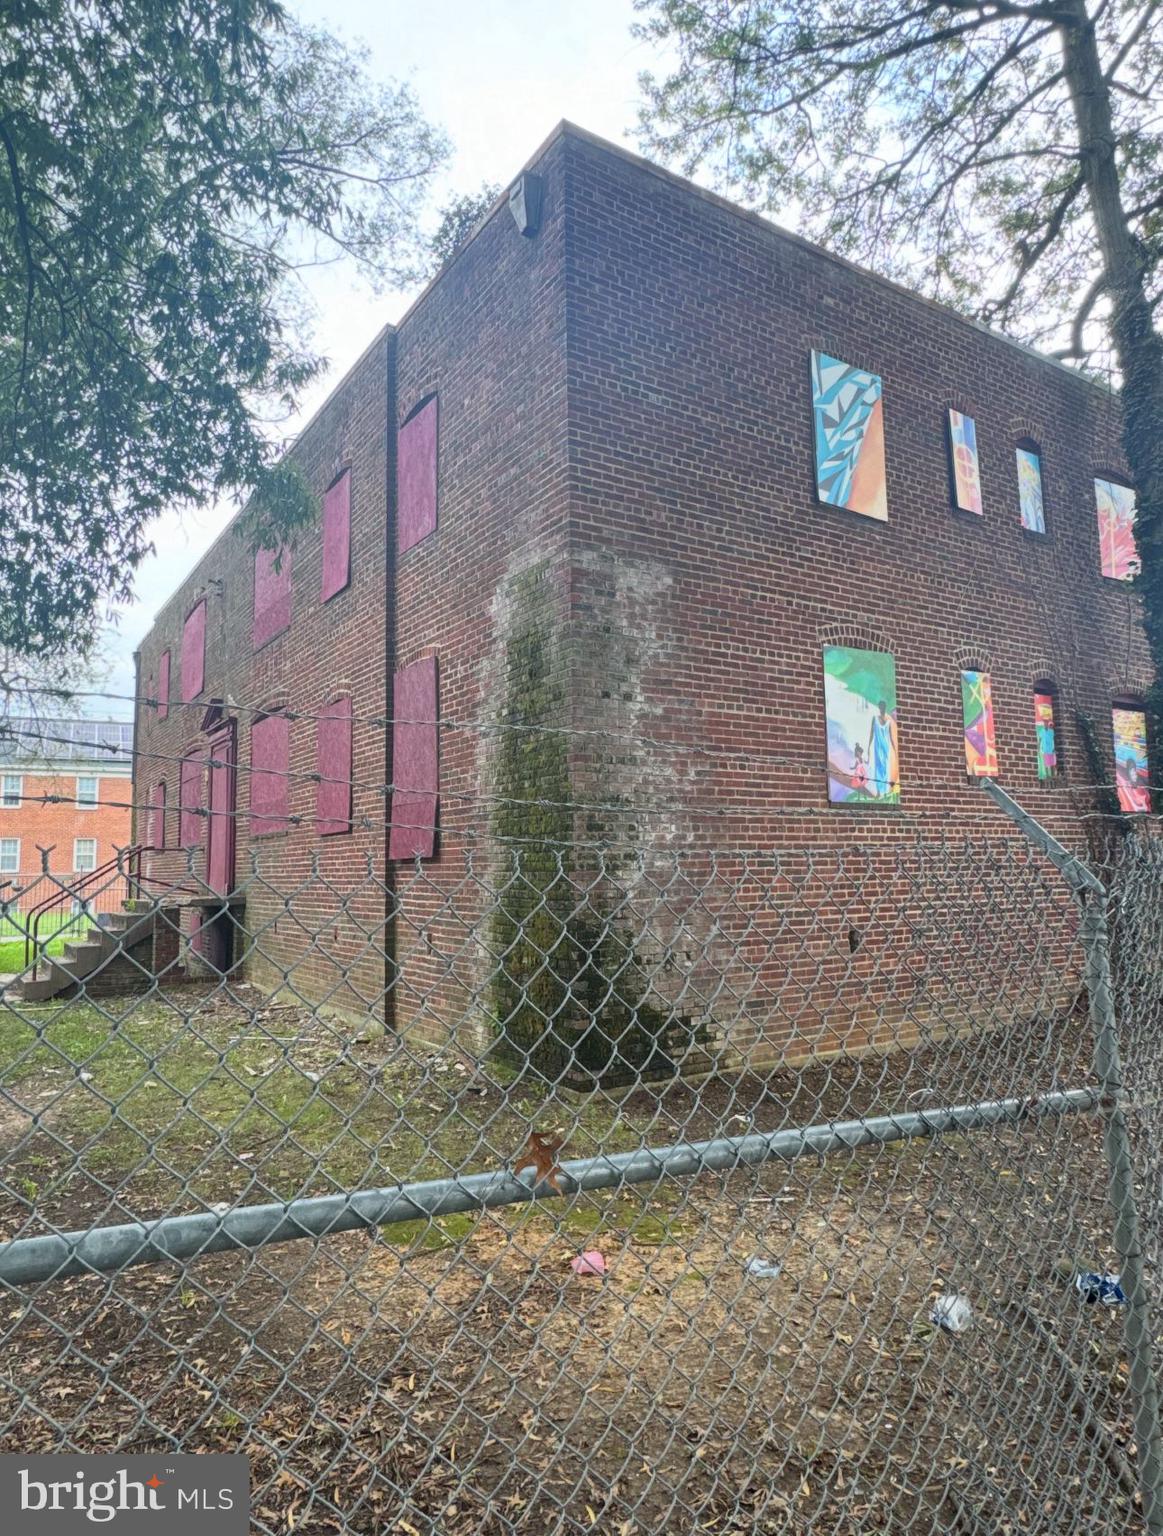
[0, 0, 448, 655]
[635, 0, 1162, 362]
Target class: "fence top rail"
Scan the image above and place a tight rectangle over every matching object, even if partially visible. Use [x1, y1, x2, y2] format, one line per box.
[979, 778, 1104, 897]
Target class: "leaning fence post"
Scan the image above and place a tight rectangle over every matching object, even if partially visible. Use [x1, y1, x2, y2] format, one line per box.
[981, 778, 1163, 1533]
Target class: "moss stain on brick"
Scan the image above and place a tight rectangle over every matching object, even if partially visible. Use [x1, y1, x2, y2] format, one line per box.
[485, 563, 694, 1086]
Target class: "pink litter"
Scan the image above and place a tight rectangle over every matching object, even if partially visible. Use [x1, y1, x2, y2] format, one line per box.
[570, 1250, 607, 1277]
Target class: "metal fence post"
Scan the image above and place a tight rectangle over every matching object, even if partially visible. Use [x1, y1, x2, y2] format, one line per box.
[982, 778, 1163, 1533]
[1080, 886, 1163, 1535]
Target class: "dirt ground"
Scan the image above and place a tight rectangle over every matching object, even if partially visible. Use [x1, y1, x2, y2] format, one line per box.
[0, 985, 1147, 1534]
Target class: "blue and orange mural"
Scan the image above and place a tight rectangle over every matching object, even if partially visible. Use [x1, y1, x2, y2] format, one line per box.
[811, 353, 887, 521]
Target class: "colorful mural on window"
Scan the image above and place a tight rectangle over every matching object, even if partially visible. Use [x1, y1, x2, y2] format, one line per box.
[1113, 707, 1151, 814]
[811, 353, 887, 521]
[1096, 478, 1139, 581]
[961, 670, 998, 776]
[948, 410, 983, 515]
[1034, 691, 1058, 780]
[1016, 447, 1045, 533]
[823, 646, 900, 805]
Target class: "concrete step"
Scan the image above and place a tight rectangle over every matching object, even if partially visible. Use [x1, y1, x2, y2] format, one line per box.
[15, 911, 158, 1003]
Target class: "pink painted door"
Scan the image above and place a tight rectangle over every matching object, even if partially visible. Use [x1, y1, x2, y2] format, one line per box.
[206, 723, 236, 895]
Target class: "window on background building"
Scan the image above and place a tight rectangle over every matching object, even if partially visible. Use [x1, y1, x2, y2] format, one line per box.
[1, 774, 21, 808]
[398, 395, 439, 553]
[1016, 442, 1046, 534]
[322, 469, 352, 601]
[74, 838, 97, 873]
[179, 751, 203, 847]
[76, 775, 99, 808]
[960, 670, 999, 776]
[1112, 704, 1151, 814]
[0, 838, 19, 873]
[250, 712, 291, 835]
[1033, 687, 1061, 780]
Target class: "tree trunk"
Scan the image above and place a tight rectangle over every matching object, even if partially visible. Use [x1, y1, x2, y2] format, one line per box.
[1059, 0, 1163, 717]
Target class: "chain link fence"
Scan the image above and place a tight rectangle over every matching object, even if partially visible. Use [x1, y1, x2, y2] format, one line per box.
[0, 778, 1160, 1533]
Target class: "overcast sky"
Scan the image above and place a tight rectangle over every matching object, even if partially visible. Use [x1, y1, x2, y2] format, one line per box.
[100, 0, 654, 717]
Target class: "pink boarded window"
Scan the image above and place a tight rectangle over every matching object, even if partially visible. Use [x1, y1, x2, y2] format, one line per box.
[316, 697, 353, 836]
[322, 470, 352, 602]
[180, 751, 203, 847]
[398, 396, 438, 555]
[253, 545, 292, 649]
[158, 650, 171, 720]
[182, 600, 206, 702]
[150, 781, 167, 852]
[389, 656, 438, 860]
[250, 713, 291, 836]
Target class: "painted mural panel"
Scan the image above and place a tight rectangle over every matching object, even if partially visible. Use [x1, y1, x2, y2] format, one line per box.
[948, 410, 983, 515]
[823, 646, 900, 805]
[1017, 447, 1045, 533]
[1033, 691, 1058, 780]
[1096, 478, 1139, 581]
[1113, 707, 1151, 814]
[961, 670, 998, 776]
[811, 353, 887, 521]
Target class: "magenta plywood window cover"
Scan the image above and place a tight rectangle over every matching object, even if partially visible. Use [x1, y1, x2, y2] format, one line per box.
[158, 649, 170, 720]
[316, 698, 353, 836]
[398, 396, 438, 556]
[182, 600, 206, 702]
[253, 544, 293, 649]
[180, 752, 203, 847]
[151, 782, 166, 852]
[322, 470, 352, 602]
[250, 713, 291, 836]
[390, 656, 438, 860]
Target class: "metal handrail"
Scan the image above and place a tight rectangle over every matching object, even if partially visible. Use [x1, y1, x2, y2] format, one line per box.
[23, 846, 143, 971]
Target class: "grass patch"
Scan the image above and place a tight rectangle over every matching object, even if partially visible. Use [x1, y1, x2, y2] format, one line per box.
[0, 991, 673, 1222]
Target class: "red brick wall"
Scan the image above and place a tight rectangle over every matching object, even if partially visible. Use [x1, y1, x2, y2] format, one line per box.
[559, 129, 1146, 1061]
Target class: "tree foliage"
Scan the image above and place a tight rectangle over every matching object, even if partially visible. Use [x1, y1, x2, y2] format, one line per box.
[637, 1, 1163, 705]
[426, 182, 501, 273]
[0, 1, 448, 655]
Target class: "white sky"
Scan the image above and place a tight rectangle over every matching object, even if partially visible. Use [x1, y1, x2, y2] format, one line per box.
[100, 0, 654, 716]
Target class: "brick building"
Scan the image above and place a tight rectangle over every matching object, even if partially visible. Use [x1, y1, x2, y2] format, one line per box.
[133, 123, 1150, 1065]
[0, 718, 133, 915]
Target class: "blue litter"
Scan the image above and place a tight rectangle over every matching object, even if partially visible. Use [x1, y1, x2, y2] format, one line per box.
[745, 1257, 783, 1279]
[929, 1292, 973, 1333]
[1075, 1270, 1126, 1307]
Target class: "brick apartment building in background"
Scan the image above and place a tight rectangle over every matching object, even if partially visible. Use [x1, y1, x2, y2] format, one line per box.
[132, 123, 1151, 1068]
[0, 719, 133, 915]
